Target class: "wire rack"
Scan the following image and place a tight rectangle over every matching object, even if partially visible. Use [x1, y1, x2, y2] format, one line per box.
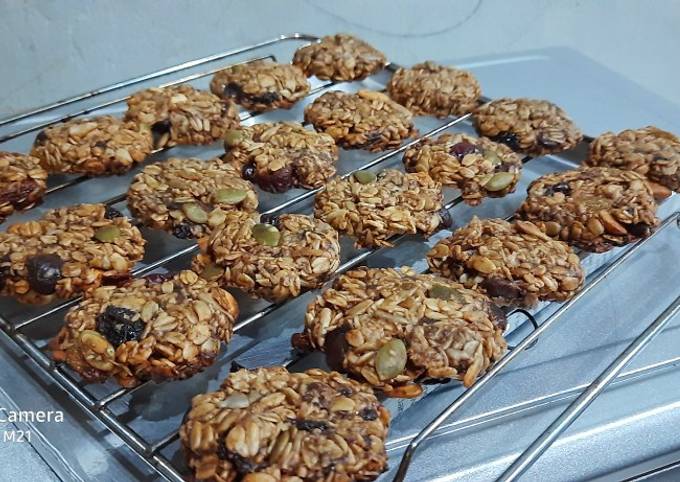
[0, 33, 679, 482]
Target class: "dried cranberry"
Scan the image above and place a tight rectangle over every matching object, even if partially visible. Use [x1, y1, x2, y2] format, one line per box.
[491, 131, 521, 151]
[324, 326, 350, 372]
[481, 277, 523, 301]
[256, 165, 294, 193]
[544, 182, 571, 196]
[359, 408, 378, 421]
[26, 254, 63, 294]
[104, 206, 123, 220]
[449, 141, 480, 159]
[338, 387, 353, 397]
[96, 305, 144, 346]
[151, 119, 171, 147]
[172, 222, 195, 239]
[294, 419, 330, 432]
[241, 163, 256, 181]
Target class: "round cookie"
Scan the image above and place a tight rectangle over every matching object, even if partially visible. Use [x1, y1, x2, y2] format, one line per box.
[31, 115, 152, 175]
[586, 126, 680, 193]
[304, 90, 416, 151]
[516, 167, 659, 252]
[0, 152, 48, 223]
[402, 132, 523, 205]
[0, 203, 145, 304]
[427, 217, 584, 308]
[387, 61, 481, 117]
[179, 366, 390, 482]
[474, 98, 583, 155]
[125, 84, 240, 148]
[52, 270, 238, 387]
[209, 60, 310, 112]
[127, 157, 258, 239]
[292, 33, 387, 81]
[314, 169, 446, 248]
[293, 267, 507, 397]
[222, 122, 338, 192]
[193, 211, 340, 303]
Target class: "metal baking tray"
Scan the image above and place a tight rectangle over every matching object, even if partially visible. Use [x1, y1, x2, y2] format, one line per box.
[1, 34, 679, 482]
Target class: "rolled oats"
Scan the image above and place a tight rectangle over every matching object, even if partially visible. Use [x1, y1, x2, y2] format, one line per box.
[51, 270, 238, 387]
[474, 98, 583, 155]
[0, 152, 47, 223]
[31, 115, 152, 175]
[427, 217, 584, 307]
[304, 90, 416, 151]
[292, 33, 387, 81]
[193, 211, 340, 303]
[222, 122, 338, 192]
[314, 169, 446, 248]
[402, 132, 523, 205]
[517, 167, 659, 252]
[127, 157, 258, 239]
[0, 203, 145, 304]
[387, 61, 481, 117]
[125, 84, 240, 149]
[294, 267, 507, 396]
[179, 367, 389, 481]
[586, 126, 680, 193]
[210, 60, 310, 112]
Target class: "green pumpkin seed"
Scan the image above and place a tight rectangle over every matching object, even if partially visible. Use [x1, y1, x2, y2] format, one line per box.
[224, 129, 244, 147]
[482, 148, 502, 166]
[375, 339, 407, 381]
[94, 225, 121, 243]
[182, 203, 209, 224]
[252, 223, 280, 246]
[485, 172, 515, 192]
[214, 188, 247, 205]
[353, 170, 377, 184]
[200, 263, 223, 281]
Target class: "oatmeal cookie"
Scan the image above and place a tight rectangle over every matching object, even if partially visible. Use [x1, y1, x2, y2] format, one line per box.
[517, 167, 659, 252]
[125, 84, 240, 148]
[127, 157, 258, 239]
[586, 126, 680, 193]
[474, 98, 583, 155]
[0, 204, 145, 304]
[209, 60, 310, 112]
[222, 122, 338, 192]
[304, 90, 416, 151]
[292, 33, 387, 81]
[314, 169, 445, 248]
[52, 270, 238, 387]
[293, 267, 507, 397]
[387, 61, 481, 117]
[0, 152, 48, 223]
[179, 366, 390, 482]
[31, 116, 152, 175]
[193, 211, 340, 303]
[402, 132, 523, 205]
[427, 217, 584, 307]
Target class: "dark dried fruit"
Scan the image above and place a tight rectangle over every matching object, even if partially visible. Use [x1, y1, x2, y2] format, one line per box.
[324, 326, 350, 371]
[359, 407, 378, 421]
[0, 180, 41, 209]
[241, 163, 256, 181]
[96, 305, 145, 347]
[143, 272, 173, 284]
[172, 222, 195, 239]
[249, 91, 280, 105]
[217, 445, 258, 474]
[33, 130, 48, 146]
[223, 82, 243, 99]
[438, 207, 453, 229]
[104, 206, 123, 219]
[151, 119, 171, 147]
[449, 141, 480, 159]
[626, 222, 652, 237]
[481, 277, 523, 301]
[491, 131, 520, 151]
[489, 304, 508, 331]
[26, 254, 63, 294]
[256, 164, 295, 193]
[294, 419, 330, 432]
[544, 181, 571, 196]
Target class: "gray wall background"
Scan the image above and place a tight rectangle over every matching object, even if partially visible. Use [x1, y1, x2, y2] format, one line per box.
[1, 0, 678, 118]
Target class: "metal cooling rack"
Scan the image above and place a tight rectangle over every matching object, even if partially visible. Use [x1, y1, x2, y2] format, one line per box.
[0, 33, 679, 482]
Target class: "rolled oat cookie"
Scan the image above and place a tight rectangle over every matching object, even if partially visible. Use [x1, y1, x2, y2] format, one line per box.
[31, 115, 152, 175]
[179, 366, 390, 482]
[586, 126, 680, 193]
[0, 203, 145, 304]
[193, 211, 340, 303]
[292, 33, 387, 81]
[427, 217, 584, 307]
[294, 267, 507, 397]
[222, 122, 338, 192]
[474, 98, 583, 155]
[517, 167, 659, 252]
[127, 157, 258, 239]
[209, 60, 310, 112]
[125, 84, 240, 148]
[387, 61, 481, 117]
[0, 152, 48, 223]
[304, 90, 416, 151]
[403, 132, 523, 205]
[314, 169, 446, 248]
[52, 270, 237, 387]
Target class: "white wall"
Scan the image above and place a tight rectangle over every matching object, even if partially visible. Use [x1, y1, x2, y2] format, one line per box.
[1, 0, 678, 117]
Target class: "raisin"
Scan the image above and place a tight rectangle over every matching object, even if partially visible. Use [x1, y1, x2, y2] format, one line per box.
[104, 206, 123, 220]
[489, 304, 508, 331]
[294, 419, 330, 432]
[324, 326, 350, 372]
[338, 387, 353, 397]
[33, 130, 48, 147]
[26, 254, 63, 294]
[449, 141, 480, 158]
[241, 163, 256, 181]
[223, 82, 243, 99]
[544, 182, 571, 196]
[151, 119, 171, 147]
[627, 222, 652, 237]
[96, 305, 144, 347]
[218, 445, 258, 474]
[256, 164, 294, 193]
[481, 277, 523, 301]
[438, 207, 453, 229]
[359, 407, 378, 421]
[491, 131, 521, 151]
[172, 222, 195, 239]
[249, 91, 280, 105]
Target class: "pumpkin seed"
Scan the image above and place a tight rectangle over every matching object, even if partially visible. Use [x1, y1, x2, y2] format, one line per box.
[252, 223, 280, 246]
[353, 170, 376, 184]
[484, 172, 515, 192]
[224, 129, 244, 147]
[375, 339, 407, 381]
[214, 188, 247, 205]
[482, 148, 502, 166]
[200, 263, 223, 281]
[182, 203, 208, 224]
[94, 225, 121, 242]
[428, 283, 463, 301]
